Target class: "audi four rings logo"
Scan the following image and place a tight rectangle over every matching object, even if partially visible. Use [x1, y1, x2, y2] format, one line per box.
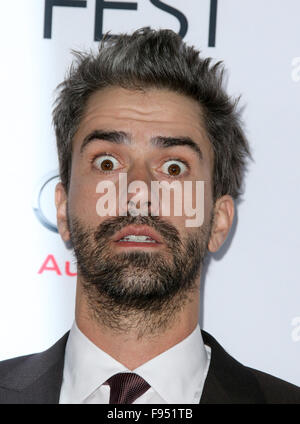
[33, 170, 59, 233]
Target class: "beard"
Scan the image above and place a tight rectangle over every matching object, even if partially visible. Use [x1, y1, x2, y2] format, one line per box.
[68, 213, 213, 336]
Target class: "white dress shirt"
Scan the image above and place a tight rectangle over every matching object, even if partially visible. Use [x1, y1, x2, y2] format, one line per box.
[59, 321, 211, 404]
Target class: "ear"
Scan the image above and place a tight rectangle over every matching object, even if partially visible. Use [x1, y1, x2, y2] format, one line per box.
[208, 195, 235, 253]
[55, 182, 70, 242]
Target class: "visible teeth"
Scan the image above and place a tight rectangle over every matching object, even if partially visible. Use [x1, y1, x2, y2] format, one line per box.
[119, 235, 157, 243]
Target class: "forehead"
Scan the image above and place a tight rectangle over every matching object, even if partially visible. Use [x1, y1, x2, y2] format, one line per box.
[74, 86, 213, 161]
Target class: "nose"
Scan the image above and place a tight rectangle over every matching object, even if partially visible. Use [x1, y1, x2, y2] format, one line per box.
[118, 165, 159, 217]
[127, 165, 153, 217]
[127, 199, 151, 216]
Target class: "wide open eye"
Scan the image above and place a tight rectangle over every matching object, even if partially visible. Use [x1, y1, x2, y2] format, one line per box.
[93, 155, 121, 172]
[161, 160, 188, 177]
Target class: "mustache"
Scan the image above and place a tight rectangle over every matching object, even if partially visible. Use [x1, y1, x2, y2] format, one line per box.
[94, 215, 182, 247]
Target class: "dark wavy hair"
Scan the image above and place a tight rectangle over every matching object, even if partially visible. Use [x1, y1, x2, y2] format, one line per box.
[53, 27, 251, 201]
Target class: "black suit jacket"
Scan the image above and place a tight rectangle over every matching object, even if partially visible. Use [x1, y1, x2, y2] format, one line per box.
[0, 330, 299, 404]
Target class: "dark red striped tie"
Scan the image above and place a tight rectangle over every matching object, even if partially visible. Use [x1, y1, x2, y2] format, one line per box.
[105, 373, 151, 404]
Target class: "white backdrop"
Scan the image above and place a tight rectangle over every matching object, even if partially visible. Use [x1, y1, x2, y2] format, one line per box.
[0, 0, 299, 387]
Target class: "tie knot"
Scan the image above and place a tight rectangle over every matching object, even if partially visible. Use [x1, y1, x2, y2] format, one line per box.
[105, 372, 150, 404]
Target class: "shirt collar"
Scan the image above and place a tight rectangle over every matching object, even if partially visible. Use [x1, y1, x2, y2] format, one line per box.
[63, 320, 209, 403]
[62, 321, 128, 403]
[135, 324, 209, 403]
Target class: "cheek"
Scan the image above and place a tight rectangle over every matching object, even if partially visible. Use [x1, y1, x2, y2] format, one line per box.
[149, 179, 213, 230]
[68, 175, 104, 226]
[179, 180, 213, 226]
[203, 180, 214, 220]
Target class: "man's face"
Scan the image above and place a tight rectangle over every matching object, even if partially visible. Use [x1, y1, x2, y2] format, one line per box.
[57, 86, 220, 317]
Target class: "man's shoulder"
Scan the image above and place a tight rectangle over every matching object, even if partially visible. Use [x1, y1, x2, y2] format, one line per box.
[0, 352, 40, 383]
[0, 333, 69, 404]
[201, 329, 300, 404]
[246, 366, 300, 404]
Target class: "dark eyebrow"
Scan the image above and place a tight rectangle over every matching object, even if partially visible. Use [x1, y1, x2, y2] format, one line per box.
[151, 136, 203, 161]
[80, 130, 131, 153]
[80, 130, 203, 161]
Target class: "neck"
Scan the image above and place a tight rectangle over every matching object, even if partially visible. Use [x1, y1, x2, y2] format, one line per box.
[75, 281, 200, 370]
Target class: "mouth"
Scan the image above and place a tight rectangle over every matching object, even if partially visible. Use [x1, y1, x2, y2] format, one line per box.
[113, 225, 163, 248]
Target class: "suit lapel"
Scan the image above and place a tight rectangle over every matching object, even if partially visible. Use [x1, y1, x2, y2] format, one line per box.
[200, 330, 266, 404]
[0, 332, 69, 404]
